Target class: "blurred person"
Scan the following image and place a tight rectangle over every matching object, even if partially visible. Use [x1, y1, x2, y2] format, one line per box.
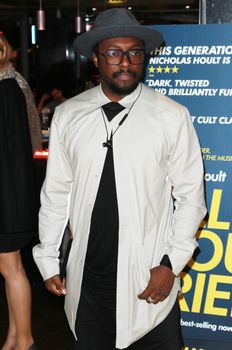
[37, 86, 66, 116]
[0, 34, 37, 350]
[0, 39, 42, 153]
[33, 8, 206, 350]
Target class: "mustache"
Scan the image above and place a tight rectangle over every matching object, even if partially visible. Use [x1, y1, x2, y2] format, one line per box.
[112, 70, 137, 79]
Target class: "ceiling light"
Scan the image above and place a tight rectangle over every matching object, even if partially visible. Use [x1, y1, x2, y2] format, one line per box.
[75, 0, 82, 33]
[106, 0, 127, 4]
[37, 0, 45, 31]
[56, 8, 61, 19]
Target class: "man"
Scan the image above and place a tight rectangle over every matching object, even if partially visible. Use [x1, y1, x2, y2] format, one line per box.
[37, 86, 66, 116]
[33, 8, 206, 350]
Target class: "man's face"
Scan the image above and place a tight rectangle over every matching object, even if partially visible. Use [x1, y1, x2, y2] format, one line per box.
[93, 37, 145, 101]
[51, 88, 63, 102]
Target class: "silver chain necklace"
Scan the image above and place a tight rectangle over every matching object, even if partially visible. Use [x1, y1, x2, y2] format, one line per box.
[101, 84, 142, 148]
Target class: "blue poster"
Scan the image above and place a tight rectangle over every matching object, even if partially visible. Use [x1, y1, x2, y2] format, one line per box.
[145, 24, 232, 350]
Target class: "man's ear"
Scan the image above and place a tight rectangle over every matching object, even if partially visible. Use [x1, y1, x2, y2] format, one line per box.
[92, 53, 99, 68]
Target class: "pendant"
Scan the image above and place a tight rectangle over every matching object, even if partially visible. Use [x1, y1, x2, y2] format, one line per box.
[102, 139, 112, 148]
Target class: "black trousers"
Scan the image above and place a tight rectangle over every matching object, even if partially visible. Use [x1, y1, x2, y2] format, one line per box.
[73, 291, 183, 350]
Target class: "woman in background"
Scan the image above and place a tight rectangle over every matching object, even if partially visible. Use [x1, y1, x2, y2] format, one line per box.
[0, 34, 37, 350]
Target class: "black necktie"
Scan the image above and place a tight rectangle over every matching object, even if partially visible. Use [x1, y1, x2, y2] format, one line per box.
[84, 103, 122, 291]
[102, 102, 125, 122]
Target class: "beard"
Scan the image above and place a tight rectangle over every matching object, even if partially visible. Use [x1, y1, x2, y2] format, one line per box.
[100, 68, 142, 96]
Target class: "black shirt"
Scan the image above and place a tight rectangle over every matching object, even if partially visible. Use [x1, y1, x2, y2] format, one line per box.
[83, 102, 125, 288]
[81, 102, 125, 334]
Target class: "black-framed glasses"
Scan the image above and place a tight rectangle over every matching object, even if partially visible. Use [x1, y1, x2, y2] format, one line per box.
[97, 49, 145, 65]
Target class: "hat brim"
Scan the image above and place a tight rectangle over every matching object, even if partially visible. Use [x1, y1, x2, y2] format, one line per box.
[73, 25, 163, 59]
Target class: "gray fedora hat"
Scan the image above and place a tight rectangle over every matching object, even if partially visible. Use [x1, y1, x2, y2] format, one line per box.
[73, 8, 163, 59]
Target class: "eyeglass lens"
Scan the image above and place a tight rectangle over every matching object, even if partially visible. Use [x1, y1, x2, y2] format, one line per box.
[103, 49, 145, 65]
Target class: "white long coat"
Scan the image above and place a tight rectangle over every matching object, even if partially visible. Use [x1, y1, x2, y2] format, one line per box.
[33, 83, 206, 349]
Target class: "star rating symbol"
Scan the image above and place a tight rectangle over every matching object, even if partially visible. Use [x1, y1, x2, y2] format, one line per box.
[148, 66, 155, 74]
[156, 66, 163, 73]
[172, 65, 179, 73]
[147, 65, 180, 75]
[164, 66, 171, 73]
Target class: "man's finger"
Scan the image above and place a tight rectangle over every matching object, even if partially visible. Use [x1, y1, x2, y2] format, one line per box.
[138, 286, 153, 300]
[45, 275, 67, 296]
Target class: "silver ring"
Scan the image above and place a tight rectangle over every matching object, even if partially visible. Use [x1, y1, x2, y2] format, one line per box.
[146, 296, 154, 304]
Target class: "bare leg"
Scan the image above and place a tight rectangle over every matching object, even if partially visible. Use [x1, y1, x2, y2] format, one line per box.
[0, 251, 34, 350]
[1, 285, 16, 350]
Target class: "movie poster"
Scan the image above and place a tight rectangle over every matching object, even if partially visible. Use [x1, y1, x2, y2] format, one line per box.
[145, 24, 232, 350]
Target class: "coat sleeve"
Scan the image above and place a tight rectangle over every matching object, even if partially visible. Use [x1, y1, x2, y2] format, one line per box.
[33, 117, 73, 281]
[166, 107, 207, 276]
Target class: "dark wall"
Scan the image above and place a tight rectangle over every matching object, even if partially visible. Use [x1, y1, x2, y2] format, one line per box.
[35, 10, 78, 99]
[206, 0, 232, 23]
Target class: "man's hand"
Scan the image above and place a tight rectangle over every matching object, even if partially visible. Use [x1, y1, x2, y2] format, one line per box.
[45, 274, 67, 296]
[138, 265, 175, 304]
